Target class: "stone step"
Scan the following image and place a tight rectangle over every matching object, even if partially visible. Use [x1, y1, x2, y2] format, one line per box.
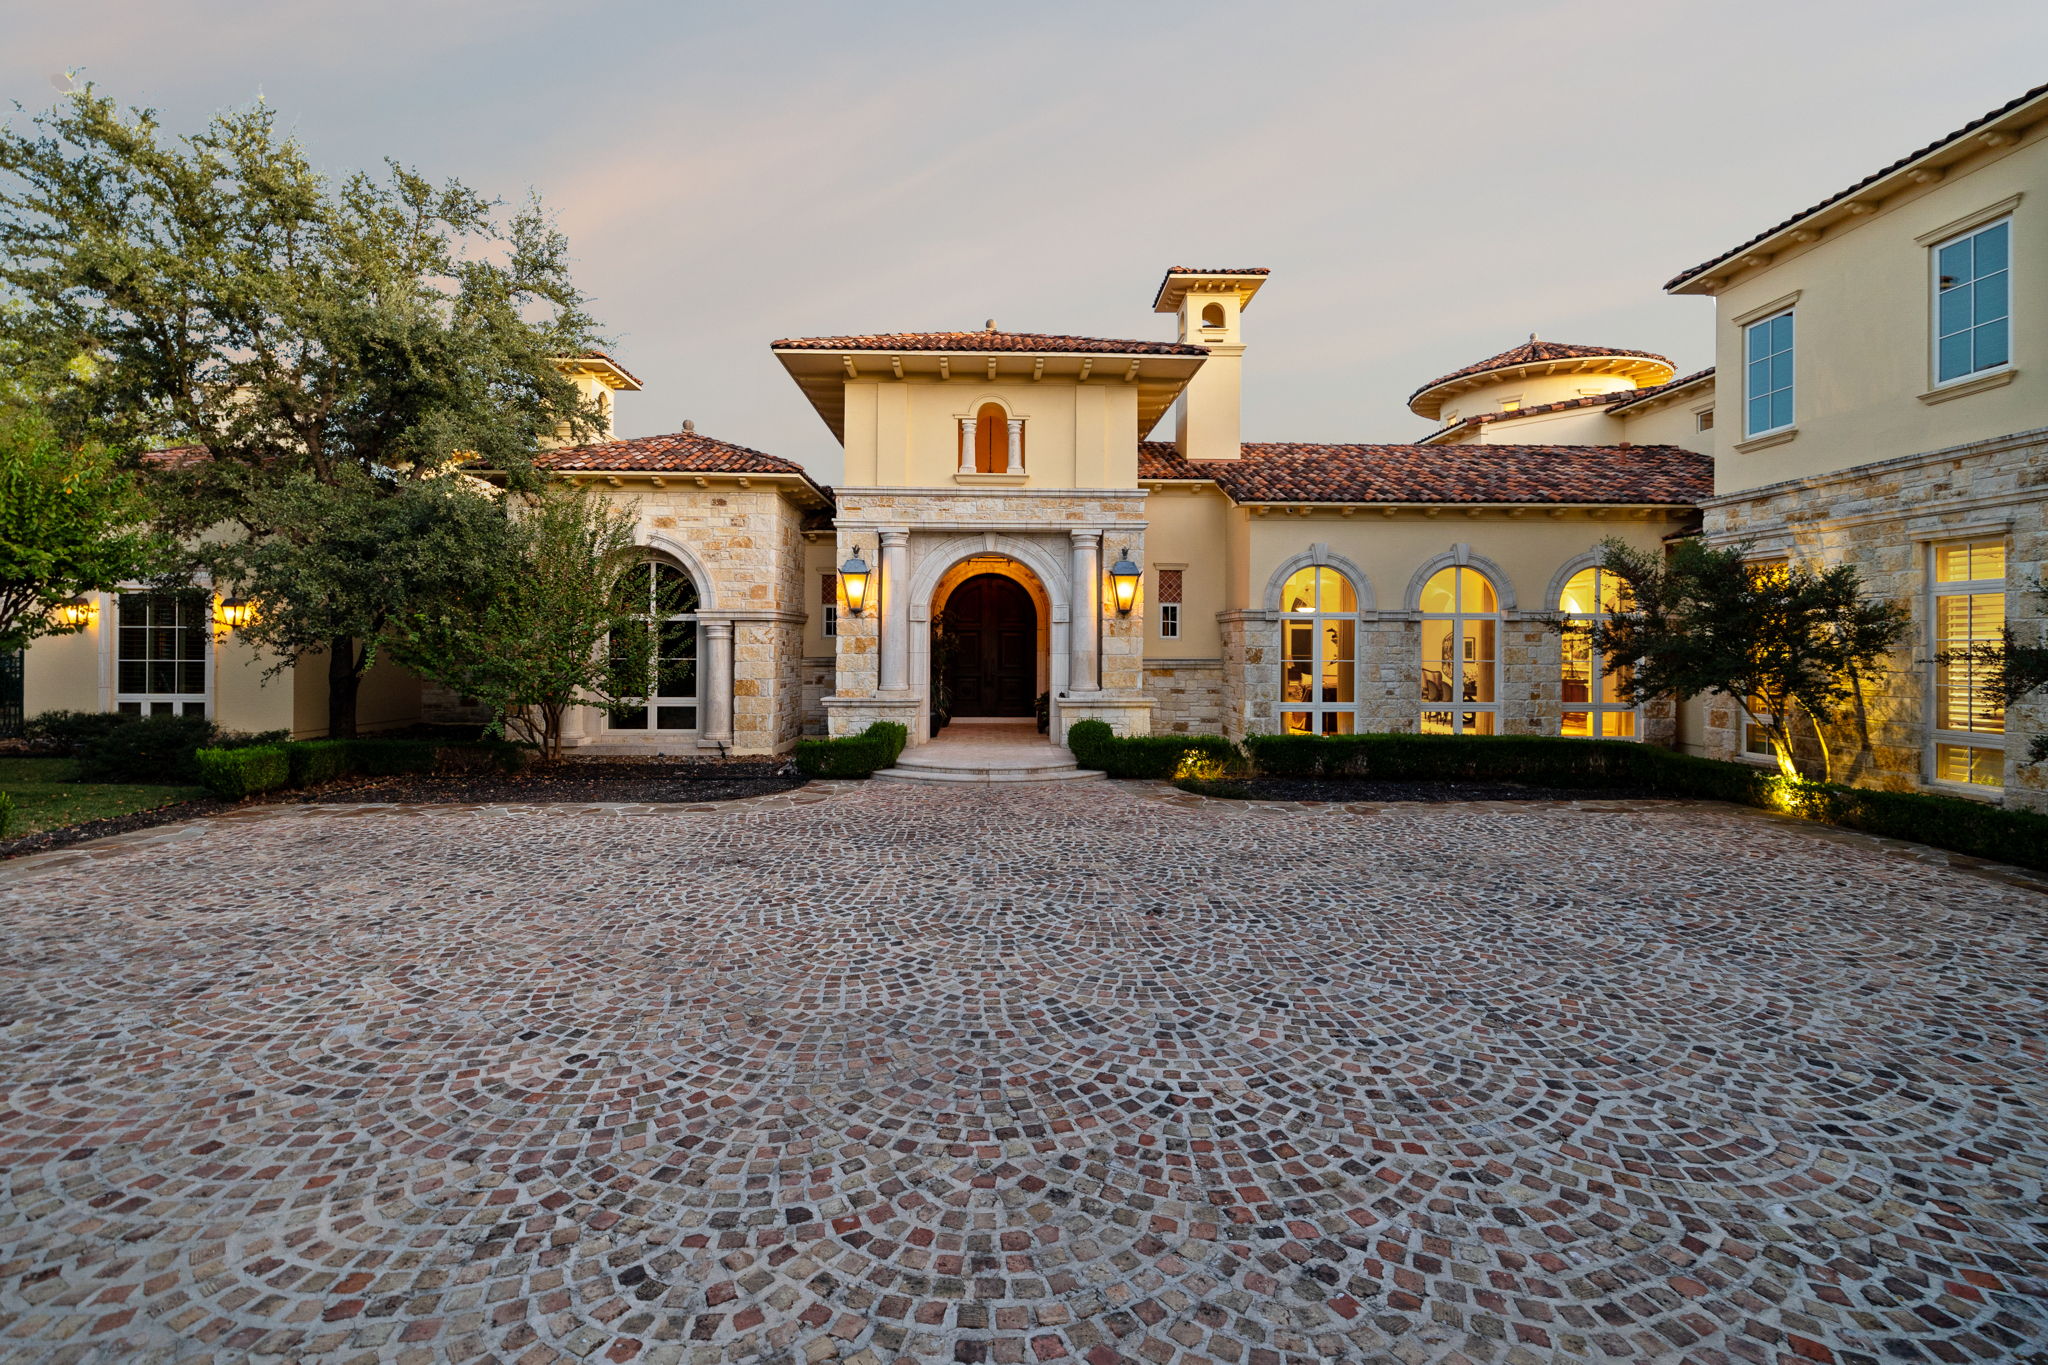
[873, 764, 1106, 785]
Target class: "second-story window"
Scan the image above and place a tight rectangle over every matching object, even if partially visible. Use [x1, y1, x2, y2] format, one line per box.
[965, 402, 1022, 473]
[1934, 218, 2011, 385]
[1744, 309, 1795, 437]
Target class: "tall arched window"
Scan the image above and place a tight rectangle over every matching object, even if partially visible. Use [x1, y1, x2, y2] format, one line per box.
[608, 557, 701, 731]
[964, 402, 1021, 473]
[1558, 566, 1637, 739]
[1278, 566, 1357, 734]
[1419, 567, 1499, 734]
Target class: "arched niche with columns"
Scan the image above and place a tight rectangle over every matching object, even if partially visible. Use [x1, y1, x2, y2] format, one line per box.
[905, 533, 1072, 731]
[955, 397, 1026, 475]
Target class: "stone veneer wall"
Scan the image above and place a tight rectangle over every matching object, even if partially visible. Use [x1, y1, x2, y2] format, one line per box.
[1142, 661, 1224, 735]
[800, 657, 833, 736]
[1700, 426, 2047, 809]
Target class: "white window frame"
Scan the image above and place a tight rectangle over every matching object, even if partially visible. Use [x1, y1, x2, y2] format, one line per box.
[1277, 567, 1360, 735]
[1743, 308, 1796, 438]
[1926, 538, 2006, 791]
[1418, 567, 1502, 736]
[1929, 215, 2013, 389]
[1556, 567, 1639, 741]
[1158, 602, 1180, 639]
[606, 558, 702, 733]
[112, 588, 213, 718]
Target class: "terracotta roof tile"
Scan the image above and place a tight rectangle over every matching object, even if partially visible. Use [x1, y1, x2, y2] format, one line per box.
[1601, 366, 1715, 412]
[1162, 267, 1272, 276]
[1407, 339, 1674, 409]
[1666, 82, 2048, 292]
[770, 330, 1205, 356]
[533, 430, 832, 501]
[1421, 367, 1715, 439]
[1140, 441, 1709, 506]
[137, 445, 211, 469]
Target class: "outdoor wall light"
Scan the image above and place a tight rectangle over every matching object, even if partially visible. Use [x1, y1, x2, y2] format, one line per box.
[838, 546, 872, 617]
[52, 596, 95, 628]
[216, 597, 259, 630]
[1109, 548, 1141, 616]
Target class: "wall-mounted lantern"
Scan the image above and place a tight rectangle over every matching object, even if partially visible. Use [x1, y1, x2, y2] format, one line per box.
[52, 596, 96, 628]
[216, 597, 259, 630]
[1109, 548, 1141, 616]
[838, 546, 872, 617]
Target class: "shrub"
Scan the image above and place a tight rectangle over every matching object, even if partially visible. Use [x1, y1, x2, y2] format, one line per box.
[0, 790, 14, 838]
[287, 739, 356, 787]
[74, 713, 219, 783]
[793, 734, 890, 779]
[24, 709, 137, 747]
[864, 721, 909, 767]
[1066, 721, 1240, 780]
[194, 745, 291, 799]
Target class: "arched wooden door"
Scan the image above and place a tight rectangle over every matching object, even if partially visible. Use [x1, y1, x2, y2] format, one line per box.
[940, 574, 1036, 717]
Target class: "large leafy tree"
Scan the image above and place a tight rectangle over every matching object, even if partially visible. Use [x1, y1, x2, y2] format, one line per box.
[0, 406, 165, 652]
[386, 486, 653, 761]
[1560, 537, 1912, 781]
[0, 89, 606, 734]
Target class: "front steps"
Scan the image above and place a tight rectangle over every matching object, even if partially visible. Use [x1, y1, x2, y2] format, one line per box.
[873, 718, 1106, 786]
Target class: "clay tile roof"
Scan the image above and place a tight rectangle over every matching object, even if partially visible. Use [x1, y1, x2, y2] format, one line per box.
[1420, 367, 1715, 440]
[534, 430, 831, 500]
[770, 330, 1206, 356]
[1601, 366, 1715, 412]
[1139, 441, 1710, 506]
[1666, 82, 2048, 292]
[137, 445, 211, 469]
[1161, 267, 1271, 276]
[1407, 340, 1674, 410]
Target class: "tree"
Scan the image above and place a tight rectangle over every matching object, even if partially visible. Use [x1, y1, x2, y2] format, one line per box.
[1557, 537, 1912, 782]
[385, 486, 653, 761]
[0, 407, 164, 652]
[0, 88, 605, 734]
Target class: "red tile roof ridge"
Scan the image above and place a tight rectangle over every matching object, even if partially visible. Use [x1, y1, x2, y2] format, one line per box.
[1665, 82, 2048, 292]
[771, 331, 1205, 356]
[1419, 367, 1715, 439]
[534, 430, 834, 502]
[1139, 440, 1709, 506]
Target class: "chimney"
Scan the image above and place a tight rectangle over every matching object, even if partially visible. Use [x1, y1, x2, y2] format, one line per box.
[1153, 268, 1268, 461]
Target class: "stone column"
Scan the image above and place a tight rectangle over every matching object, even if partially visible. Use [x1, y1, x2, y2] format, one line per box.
[958, 417, 976, 475]
[703, 620, 735, 747]
[1069, 530, 1101, 693]
[879, 528, 910, 693]
[1006, 418, 1024, 474]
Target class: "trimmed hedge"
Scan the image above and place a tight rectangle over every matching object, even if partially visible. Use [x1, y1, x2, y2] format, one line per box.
[793, 721, 907, 780]
[194, 736, 533, 799]
[1231, 732, 2048, 873]
[195, 745, 291, 799]
[0, 790, 14, 839]
[1066, 720, 1240, 780]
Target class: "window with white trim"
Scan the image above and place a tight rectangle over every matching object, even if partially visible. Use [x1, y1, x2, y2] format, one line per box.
[1278, 566, 1357, 734]
[1744, 309, 1794, 437]
[1157, 568, 1182, 639]
[1933, 218, 2011, 385]
[1930, 538, 2005, 788]
[115, 590, 209, 716]
[1419, 567, 1499, 735]
[1557, 567, 1637, 739]
[607, 557, 700, 731]
[821, 572, 838, 638]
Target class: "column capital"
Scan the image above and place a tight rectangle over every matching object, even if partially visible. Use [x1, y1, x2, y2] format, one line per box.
[1069, 528, 1102, 547]
[879, 527, 911, 548]
[701, 619, 736, 640]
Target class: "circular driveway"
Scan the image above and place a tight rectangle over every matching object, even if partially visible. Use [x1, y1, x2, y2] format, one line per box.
[1, 782, 2044, 1363]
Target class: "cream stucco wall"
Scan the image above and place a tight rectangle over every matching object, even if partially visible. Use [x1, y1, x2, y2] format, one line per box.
[840, 379, 1143, 490]
[1436, 371, 1642, 424]
[1709, 125, 2047, 494]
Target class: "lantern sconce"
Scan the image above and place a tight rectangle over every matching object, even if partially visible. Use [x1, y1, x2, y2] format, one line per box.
[216, 597, 259, 631]
[53, 596, 96, 628]
[838, 545, 872, 617]
[1109, 547, 1141, 616]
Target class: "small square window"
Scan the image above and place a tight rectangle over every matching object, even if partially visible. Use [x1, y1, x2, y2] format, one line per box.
[1159, 603, 1180, 639]
[823, 603, 838, 638]
[1696, 409, 1715, 432]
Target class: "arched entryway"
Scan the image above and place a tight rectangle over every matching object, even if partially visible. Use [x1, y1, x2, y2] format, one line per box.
[935, 573, 1037, 718]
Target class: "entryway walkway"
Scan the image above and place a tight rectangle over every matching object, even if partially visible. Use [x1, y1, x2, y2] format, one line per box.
[876, 716, 1103, 784]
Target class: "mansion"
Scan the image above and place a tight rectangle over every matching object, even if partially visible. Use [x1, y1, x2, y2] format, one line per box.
[19, 82, 2048, 809]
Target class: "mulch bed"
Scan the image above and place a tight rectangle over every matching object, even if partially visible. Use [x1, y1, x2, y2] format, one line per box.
[307, 756, 809, 805]
[0, 798, 232, 861]
[1202, 777, 1666, 803]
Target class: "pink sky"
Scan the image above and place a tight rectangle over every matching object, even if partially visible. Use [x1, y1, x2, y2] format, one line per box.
[7, 0, 2044, 482]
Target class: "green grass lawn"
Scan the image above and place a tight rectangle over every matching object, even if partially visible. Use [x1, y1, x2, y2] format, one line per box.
[0, 757, 210, 838]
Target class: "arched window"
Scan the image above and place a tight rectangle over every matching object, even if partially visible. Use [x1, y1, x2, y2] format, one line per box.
[1419, 567, 1499, 734]
[607, 557, 701, 731]
[1558, 566, 1637, 739]
[1200, 302, 1226, 328]
[964, 401, 1021, 474]
[1278, 566, 1357, 734]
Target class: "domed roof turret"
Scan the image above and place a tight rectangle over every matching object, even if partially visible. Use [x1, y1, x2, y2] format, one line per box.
[1407, 337, 1675, 421]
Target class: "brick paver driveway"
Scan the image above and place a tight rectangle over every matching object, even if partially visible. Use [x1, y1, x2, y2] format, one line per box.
[2, 782, 2045, 1364]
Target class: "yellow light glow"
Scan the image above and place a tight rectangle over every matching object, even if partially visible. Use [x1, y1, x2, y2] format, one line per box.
[216, 597, 259, 630]
[52, 596, 95, 628]
[838, 548, 871, 617]
[1109, 548, 1141, 617]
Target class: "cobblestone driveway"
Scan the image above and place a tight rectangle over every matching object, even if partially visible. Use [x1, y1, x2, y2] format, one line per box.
[2, 783, 2045, 1364]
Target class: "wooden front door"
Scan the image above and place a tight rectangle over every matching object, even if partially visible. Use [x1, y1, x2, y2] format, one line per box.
[941, 574, 1036, 717]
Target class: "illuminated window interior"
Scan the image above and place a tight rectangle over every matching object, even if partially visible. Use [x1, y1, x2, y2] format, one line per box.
[1419, 567, 1499, 735]
[1558, 567, 1636, 739]
[1932, 538, 2005, 787]
[1278, 566, 1357, 735]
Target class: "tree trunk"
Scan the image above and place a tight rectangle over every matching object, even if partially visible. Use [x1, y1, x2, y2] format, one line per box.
[328, 636, 361, 739]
